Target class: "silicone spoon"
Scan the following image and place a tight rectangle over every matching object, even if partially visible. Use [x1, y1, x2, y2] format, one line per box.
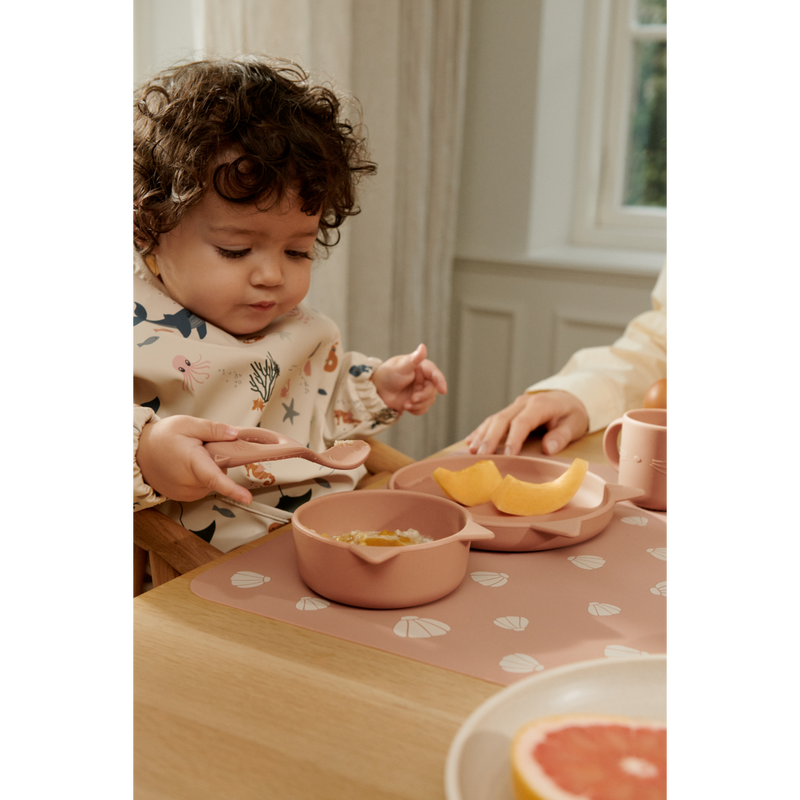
[204, 427, 370, 471]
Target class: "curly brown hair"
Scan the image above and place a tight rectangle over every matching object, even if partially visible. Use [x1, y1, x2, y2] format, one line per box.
[134, 55, 376, 255]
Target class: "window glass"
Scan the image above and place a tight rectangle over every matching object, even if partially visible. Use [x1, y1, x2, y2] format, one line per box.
[637, 0, 666, 25]
[624, 15, 666, 207]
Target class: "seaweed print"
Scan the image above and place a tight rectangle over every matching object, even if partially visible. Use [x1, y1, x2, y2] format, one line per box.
[250, 354, 280, 402]
[173, 355, 210, 391]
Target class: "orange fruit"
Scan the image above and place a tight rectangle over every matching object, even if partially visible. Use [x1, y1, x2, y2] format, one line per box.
[643, 378, 667, 409]
[510, 714, 666, 800]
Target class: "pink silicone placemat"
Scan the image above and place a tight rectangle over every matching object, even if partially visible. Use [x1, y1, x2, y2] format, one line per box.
[190, 463, 666, 686]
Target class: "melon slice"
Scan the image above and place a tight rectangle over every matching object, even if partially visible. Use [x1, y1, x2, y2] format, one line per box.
[432, 460, 504, 506]
[490, 458, 588, 516]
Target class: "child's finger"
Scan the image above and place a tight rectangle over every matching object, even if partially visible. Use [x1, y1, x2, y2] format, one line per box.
[412, 343, 427, 362]
[183, 417, 240, 443]
[193, 451, 253, 504]
[209, 472, 254, 505]
[418, 360, 448, 394]
[432, 369, 448, 394]
[402, 343, 426, 372]
[405, 382, 438, 413]
[410, 379, 431, 404]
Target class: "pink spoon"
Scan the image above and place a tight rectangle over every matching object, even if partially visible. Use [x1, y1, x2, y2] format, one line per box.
[204, 427, 370, 471]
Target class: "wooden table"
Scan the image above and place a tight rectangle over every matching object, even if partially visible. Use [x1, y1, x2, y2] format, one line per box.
[134, 431, 609, 800]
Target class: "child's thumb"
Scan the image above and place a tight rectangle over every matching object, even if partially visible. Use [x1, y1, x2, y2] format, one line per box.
[198, 420, 240, 442]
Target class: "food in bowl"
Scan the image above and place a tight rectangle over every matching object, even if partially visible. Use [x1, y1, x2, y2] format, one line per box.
[510, 713, 666, 800]
[433, 458, 589, 516]
[290, 490, 494, 608]
[330, 528, 432, 547]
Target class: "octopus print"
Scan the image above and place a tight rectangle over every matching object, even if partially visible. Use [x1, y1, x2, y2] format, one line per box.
[173, 355, 210, 391]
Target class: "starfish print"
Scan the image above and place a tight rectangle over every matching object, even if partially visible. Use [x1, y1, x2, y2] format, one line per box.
[282, 398, 300, 424]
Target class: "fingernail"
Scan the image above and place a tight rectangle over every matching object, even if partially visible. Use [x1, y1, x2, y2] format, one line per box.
[477, 443, 489, 455]
[226, 427, 239, 437]
[503, 445, 512, 456]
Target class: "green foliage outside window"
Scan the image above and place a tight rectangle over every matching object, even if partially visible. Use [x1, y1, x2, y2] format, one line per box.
[625, 0, 666, 208]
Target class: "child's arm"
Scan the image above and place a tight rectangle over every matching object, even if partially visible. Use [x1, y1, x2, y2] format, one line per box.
[136, 415, 254, 505]
[371, 344, 447, 416]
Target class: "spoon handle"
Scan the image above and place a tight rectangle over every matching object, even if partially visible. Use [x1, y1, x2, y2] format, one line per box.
[204, 440, 308, 469]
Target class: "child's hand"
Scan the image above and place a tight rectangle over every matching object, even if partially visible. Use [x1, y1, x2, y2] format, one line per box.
[372, 344, 448, 415]
[137, 415, 254, 505]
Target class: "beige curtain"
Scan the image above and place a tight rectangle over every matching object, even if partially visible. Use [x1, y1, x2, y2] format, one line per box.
[198, 0, 470, 459]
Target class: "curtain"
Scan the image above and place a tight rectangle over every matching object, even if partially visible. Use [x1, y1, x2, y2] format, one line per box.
[198, 0, 470, 459]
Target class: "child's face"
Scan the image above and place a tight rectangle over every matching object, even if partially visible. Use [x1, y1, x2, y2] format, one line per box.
[153, 190, 320, 336]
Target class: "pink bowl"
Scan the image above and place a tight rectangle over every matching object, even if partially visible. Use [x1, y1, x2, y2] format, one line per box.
[291, 490, 495, 609]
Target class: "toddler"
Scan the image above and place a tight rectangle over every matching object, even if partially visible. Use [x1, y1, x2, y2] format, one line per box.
[134, 56, 447, 553]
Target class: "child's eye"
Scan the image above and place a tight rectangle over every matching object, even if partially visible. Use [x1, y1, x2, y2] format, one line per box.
[286, 250, 313, 261]
[216, 247, 250, 259]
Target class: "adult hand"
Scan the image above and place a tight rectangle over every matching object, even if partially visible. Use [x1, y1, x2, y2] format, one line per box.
[137, 415, 254, 504]
[372, 343, 448, 415]
[465, 391, 589, 456]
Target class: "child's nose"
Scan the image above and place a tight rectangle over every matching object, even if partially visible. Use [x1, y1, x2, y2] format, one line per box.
[250, 252, 284, 286]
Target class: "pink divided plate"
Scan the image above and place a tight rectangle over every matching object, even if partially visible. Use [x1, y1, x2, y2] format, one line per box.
[387, 455, 644, 551]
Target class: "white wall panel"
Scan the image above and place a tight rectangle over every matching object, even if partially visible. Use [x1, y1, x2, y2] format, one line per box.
[448, 258, 656, 443]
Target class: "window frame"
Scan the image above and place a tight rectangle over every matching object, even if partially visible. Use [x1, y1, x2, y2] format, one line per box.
[571, 0, 667, 252]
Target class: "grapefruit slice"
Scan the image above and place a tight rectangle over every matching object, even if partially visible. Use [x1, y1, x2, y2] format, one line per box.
[510, 714, 666, 800]
[491, 459, 588, 516]
[432, 459, 504, 506]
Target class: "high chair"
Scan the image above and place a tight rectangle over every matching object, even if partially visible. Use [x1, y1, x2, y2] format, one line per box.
[134, 435, 415, 596]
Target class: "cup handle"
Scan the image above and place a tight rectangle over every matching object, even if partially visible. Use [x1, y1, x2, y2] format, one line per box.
[602, 418, 624, 470]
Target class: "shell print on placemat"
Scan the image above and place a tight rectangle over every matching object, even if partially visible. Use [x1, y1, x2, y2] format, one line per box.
[567, 555, 606, 570]
[393, 616, 451, 638]
[588, 603, 621, 617]
[493, 616, 529, 631]
[650, 581, 667, 597]
[500, 653, 544, 674]
[647, 547, 667, 561]
[295, 596, 331, 611]
[604, 645, 649, 658]
[230, 571, 271, 588]
[621, 516, 649, 526]
[470, 571, 509, 587]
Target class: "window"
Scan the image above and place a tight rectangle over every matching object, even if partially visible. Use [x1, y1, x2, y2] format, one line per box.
[573, 0, 667, 252]
[625, 0, 667, 207]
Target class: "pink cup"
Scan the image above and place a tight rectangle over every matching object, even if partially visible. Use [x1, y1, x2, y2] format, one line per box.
[603, 408, 667, 511]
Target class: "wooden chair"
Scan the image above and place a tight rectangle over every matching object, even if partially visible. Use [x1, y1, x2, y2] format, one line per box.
[134, 436, 415, 597]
